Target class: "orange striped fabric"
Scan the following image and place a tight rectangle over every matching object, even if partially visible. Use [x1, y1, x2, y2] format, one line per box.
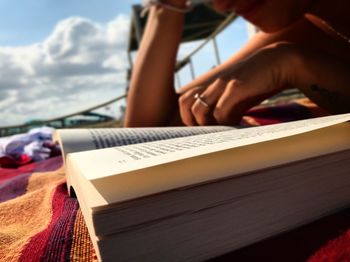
[0, 157, 95, 261]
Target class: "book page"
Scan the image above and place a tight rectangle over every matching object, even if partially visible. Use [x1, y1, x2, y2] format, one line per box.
[67, 113, 350, 204]
[55, 126, 233, 157]
[72, 113, 350, 181]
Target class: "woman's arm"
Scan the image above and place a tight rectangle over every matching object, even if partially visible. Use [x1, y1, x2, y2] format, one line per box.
[124, 0, 294, 127]
[124, 14, 308, 127]
[293, 47, 350, 114]
[177, 16, 350, 125]
[125, 4, 350, 127]
[193, 42, 350, 125]
[124, 2, 185, 127]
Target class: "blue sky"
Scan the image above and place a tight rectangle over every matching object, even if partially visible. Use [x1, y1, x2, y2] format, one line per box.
[0, 0, 248, 127]
[0, 0, 136, 46]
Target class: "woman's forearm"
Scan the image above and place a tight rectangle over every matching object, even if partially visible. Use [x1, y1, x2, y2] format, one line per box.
[291, 47, 350, 114]
[124, 6, 185, 127]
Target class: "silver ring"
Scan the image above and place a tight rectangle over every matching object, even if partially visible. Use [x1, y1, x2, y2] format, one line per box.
[194, 93, 209, 108]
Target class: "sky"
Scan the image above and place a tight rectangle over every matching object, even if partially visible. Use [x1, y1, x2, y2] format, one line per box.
[0, 0, 249, 127]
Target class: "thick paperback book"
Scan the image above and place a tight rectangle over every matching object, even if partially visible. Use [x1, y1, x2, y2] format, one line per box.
[55, 114, 350, 261]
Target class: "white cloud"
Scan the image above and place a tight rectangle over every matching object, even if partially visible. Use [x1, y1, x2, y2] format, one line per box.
[0, 15, 130, 127]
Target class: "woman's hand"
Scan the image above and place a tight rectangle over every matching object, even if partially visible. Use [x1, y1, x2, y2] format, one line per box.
[178, 43, 300, 125]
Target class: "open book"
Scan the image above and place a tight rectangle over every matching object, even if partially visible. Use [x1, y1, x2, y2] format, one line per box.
[56, 114, 350, 261]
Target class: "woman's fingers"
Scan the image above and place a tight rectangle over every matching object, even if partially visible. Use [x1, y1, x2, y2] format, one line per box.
[180, 77, 265, 126]
[214, 79, 247, 125]
[179, 45, 290, 126]
[214, 79, 276, 125]
[191, 79, 226, 125]
[179, 78, 248, 126]
[178, 87, 199, 126]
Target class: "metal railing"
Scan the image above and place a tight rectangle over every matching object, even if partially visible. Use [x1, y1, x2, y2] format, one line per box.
[0, 94, 127, 137]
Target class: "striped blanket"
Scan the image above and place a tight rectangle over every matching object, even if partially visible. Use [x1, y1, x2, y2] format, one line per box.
[0, 157, 96, 261]
[1, 100, 349, 262]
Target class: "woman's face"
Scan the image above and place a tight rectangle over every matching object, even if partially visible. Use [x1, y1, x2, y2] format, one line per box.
[213, 0, 312, 32]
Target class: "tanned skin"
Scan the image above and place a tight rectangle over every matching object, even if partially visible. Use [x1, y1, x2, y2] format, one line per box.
[125, 0, 350, 127]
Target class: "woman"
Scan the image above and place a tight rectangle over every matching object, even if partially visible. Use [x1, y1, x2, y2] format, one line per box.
[124, 0, 350, 127]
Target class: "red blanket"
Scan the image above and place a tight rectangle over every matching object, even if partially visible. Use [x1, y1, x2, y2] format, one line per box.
[0, 100, 348, 261]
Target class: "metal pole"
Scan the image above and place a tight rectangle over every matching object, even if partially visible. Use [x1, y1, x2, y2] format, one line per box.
[213, 36, 221, 65]
[176, 73, 182, 88]
[127, 52, 133, 72]
[189, 58, 195, 80]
